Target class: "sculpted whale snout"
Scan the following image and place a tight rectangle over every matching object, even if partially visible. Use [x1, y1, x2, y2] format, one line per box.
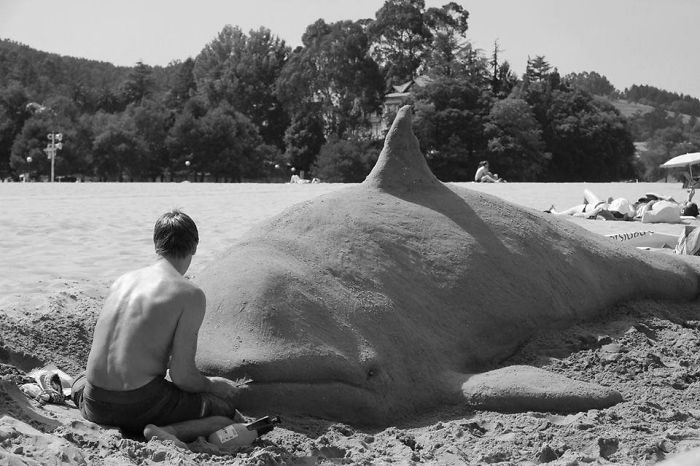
[198, 331, 412, 423]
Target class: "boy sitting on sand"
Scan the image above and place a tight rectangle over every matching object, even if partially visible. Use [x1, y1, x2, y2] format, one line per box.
[73, 210, 245, 447]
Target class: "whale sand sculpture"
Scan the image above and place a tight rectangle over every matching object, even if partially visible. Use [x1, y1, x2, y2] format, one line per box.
[196, 106, 698, 425]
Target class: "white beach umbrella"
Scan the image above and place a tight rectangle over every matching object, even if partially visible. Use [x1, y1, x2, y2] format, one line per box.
[661, 152, 700, 179]
[661, 152, 700, 168]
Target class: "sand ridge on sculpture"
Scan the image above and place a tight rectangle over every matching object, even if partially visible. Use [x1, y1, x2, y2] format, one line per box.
[195, 106, 699, 425]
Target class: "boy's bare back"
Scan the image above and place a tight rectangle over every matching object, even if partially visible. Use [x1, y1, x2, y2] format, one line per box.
[86, 261, 204, 391]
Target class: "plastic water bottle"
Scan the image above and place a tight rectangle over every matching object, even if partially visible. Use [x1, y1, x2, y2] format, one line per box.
[207, 416, 281, 450]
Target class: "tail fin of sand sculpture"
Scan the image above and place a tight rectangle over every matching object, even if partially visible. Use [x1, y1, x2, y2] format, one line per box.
[196, 105, 697, 425]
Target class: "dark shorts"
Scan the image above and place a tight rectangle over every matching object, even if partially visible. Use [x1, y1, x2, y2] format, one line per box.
[75, 374, 207, 433]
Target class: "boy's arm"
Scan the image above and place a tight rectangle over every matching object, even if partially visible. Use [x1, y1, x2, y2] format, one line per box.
[167, 287, 245, 400]
[168, 287, 213, 393]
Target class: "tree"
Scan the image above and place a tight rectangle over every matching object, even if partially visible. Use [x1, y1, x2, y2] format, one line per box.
[495, 61, 518, 98]
[167, 98, 264, 181]
[129, 99, 173, 180]
[40, 95, 91, 177]
[283, 105, 326, 173]
[421, 2, 469, 77]
[488, 42, 518, 98]
[544, 91, 636, 181]
[277, 19, 384, 139]
[0, 83, 30, 177]
[312, 136, 379, 182]
[193, 25, 244, 103]
[232, 28, 290, 148]
[165, 58, 196, 110]
[368, 0, 432, 86]
[194, 26, 290, 148]
[90, 112, 146, 181]
[9, 116, 53, 178]
[627, 107, 677, 141]
[625, 84, 700, 117]
[96, 87, 125, 113]
[484, 98, 546, 181]
[525, 56, 552, 83]
[9, 95, 92, 180]
[564, 71, 617, 97]
[120, 61, 154, 105]
[412, 75, 491, 180]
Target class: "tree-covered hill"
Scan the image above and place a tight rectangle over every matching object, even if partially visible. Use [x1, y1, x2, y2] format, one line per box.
[0, 39, 181, 112]
[0, 39, 130, 107]
[624, 84, 700, 117]
[0, 1, 693, 183]
[562, 71, 700, 182]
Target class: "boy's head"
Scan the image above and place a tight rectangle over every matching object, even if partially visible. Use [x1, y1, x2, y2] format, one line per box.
[153, 210, 199, 258]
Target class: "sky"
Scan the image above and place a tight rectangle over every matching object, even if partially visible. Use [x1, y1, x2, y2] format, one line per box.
[1, 0, 699, 97]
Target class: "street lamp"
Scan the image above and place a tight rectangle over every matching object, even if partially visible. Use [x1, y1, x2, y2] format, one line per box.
[25, 103, 64, 183]
[26, 156, 32, 182]
[185, 160, 191, 182]
[43, 132, 63, 182]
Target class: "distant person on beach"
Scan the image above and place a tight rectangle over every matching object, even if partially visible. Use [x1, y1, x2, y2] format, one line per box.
[474, 161, 505, 183]
[636, 190, 698, 223]
[546, 200, 608, 219]
[74, 210, 244, 447]
[628, 189, 698, 223]
[546, 188, 698, 222]
[545, 189, 620, 219]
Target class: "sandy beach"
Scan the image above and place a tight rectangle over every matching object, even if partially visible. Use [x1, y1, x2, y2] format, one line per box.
[2, 181, 700, 465]
[2, 181, 691, 297]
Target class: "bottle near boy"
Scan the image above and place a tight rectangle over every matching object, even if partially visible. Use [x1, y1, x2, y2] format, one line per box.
[208, 415, 281, 450]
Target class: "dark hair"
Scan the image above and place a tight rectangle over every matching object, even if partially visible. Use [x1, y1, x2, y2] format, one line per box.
[153, 210, 199, 258]
[683, 203, 699, 217]
[479, 160, 489, 167]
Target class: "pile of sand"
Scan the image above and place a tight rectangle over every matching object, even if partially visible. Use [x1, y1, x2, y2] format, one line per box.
[2, 291, 700, 464]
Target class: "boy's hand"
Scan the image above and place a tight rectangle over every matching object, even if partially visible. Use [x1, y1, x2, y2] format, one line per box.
[208, 376, 250, 400]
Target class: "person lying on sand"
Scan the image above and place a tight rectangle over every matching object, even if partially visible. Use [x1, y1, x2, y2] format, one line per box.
[546, 189, 698, 222]
[636, 189, 698, 223]
[545, 189, 620, 219]
[72, 210, 245, 448]
[545, 200, 609, 218]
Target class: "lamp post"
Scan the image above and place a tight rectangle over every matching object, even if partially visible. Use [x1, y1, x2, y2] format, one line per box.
[185, 160, 191, 182]
[43, 132, 63, 182]
[26, 156, 32, 182]
[25, 103, 63, 183]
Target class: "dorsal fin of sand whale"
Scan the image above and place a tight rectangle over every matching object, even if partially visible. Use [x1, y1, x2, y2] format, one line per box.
[363, 105, 441, 193]
[195, 105, 698, 425]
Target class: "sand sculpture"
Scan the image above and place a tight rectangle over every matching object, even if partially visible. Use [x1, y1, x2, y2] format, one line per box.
[195, 106, 699, 425]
